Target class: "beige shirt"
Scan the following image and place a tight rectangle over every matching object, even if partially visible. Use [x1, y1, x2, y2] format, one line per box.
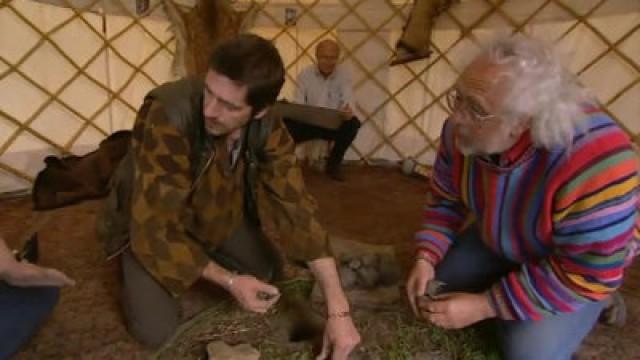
[294, 64, 355, 110]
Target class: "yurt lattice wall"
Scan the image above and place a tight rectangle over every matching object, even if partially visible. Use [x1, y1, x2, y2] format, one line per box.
[1, 0, 639, 193]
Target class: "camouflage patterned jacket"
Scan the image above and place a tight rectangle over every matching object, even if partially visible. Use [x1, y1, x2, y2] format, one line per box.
[99, 78, 331, 296]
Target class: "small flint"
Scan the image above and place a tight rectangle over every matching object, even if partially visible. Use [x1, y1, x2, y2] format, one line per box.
[257, 291, 277, 301]
[425, 279, 447, 299]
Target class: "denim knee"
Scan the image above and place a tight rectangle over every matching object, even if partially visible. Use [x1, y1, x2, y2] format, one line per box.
[499, 301, 605, 360]
[0, 285, 60, 359]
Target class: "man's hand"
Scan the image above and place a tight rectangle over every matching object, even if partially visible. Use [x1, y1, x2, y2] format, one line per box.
[417, 292, 496, 329]
[2, 260, 75, 288]
[340, 104, 353, 120]
[226, 274, 280, 313]
[316, 315, 360, 360]
[200, 260, 280, 313]
[406, 258, 435, 317]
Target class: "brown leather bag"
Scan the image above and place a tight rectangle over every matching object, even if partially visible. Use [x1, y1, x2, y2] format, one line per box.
[32, 130, 131, 210]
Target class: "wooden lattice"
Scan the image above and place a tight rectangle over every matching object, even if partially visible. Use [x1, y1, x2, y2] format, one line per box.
[0, 0, 638, 191]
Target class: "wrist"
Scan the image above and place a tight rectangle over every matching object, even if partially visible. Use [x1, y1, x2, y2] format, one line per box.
[415, 250, 437, 267]
[482, 292, 497, 319]
[201, 261, 237, 291]
[327, 310, 351, 320]
[326, 296, 351, 321]
[415, 256, 436, 274]
[224, 272, 235, 291]
[326, 292, 350, 314]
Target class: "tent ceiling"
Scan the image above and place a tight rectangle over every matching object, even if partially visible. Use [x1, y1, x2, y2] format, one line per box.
[0, 0, 638, 192]
[27, 0, 640, 19]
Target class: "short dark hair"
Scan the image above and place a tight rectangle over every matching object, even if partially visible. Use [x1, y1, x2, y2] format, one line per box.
[208, 34, 285, 113]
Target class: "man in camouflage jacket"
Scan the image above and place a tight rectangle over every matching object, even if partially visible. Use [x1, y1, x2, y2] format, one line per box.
[97, 34, 360, 358]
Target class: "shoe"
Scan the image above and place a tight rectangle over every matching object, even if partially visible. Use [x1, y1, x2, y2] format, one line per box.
[390, 42, 433, 66]
[326, 166, 346, 181]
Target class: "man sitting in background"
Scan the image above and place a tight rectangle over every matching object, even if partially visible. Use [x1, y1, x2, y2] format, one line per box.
[284, 39, 361, 181]
[406, 35, 639, 360]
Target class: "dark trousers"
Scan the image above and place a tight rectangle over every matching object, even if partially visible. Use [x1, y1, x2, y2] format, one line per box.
[0, 284, 59, 359]
[435, 227, 606, 360]
[283, 117, 360, 171]
[120, 220, 281, 348]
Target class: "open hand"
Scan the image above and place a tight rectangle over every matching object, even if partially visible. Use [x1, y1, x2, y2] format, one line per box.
[316, 315, 360, 360]
[3, 260, 75, 288]
[227, 274, 280, 313]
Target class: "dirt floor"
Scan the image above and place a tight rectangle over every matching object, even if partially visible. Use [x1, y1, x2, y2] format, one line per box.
[2, 165, 639, 359]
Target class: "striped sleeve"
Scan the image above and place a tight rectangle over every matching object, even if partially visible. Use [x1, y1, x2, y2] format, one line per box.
[489, 124, 640, 320]
[634, 199, 640, 260]
[415, 121, 469, 264]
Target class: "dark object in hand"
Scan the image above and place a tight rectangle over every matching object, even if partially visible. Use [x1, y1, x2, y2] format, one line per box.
[257, 291, 277, 301]
[425, 279, 446, 298]
[14, 234, 39, 263]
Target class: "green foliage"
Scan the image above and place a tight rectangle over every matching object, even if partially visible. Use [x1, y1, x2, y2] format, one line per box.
[153, 278, 502, 360]
[381, 317, 429, 360]
[426, 322, 501, 360]
[258, 340, 313, 360]
[277, 278, 315, 299]
[364, 313, 500, 360]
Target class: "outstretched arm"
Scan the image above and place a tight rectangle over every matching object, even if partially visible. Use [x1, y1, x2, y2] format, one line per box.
[257, 116, 360, 358]
[0, 237, 75, 288]
[308, 257, 360, 360]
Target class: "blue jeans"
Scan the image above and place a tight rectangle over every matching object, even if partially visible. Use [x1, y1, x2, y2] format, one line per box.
[0, 283, 59, 360]
[435, 227, 606, 360]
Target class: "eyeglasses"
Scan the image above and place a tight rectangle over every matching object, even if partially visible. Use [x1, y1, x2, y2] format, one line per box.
[445, 88, 496, 123]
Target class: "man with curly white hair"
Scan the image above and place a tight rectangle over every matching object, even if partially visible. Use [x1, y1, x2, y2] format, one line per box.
[406, 35, 639, 359]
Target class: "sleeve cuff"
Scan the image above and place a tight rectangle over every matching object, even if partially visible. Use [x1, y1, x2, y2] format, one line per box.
[488, 283, 517, 320]
[416, 248, 440, 266]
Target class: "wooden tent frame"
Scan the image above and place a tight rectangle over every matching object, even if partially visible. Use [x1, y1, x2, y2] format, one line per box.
[0, 0, 638, 186]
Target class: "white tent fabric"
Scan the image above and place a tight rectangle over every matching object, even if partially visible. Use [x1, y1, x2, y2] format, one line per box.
[0, 0, 638, 193]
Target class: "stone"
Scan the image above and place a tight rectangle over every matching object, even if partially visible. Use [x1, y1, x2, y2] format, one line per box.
[312, 236, 404, 309]
[599, 291, 627, 327]
[348, 258, 362, 270]
[356, 265, 379, 288]
[338, 265, 358, 289]
[207, 341, 260, 360]
[426, 280, 446, 298]
[361, 253, 379, 267]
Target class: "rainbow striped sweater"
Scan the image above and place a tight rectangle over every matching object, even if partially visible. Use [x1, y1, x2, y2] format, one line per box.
[416, 110, 640, 321]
